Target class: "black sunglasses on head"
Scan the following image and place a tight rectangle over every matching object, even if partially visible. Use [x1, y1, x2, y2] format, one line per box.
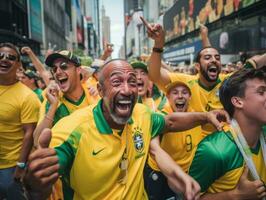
[0, 52, 18, 61]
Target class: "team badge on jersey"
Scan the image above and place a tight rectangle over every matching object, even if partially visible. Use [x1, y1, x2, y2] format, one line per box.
[132, 127, 145, 159]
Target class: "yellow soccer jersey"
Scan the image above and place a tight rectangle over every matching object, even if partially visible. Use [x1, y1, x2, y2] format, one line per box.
[148, 103, 202, 172]
[167, 72, 229, 136]
[39, 84, 97, 125]
[50, 100, 165, 200]
[189, 126, 266, 194]
[0, 82, 40, 168]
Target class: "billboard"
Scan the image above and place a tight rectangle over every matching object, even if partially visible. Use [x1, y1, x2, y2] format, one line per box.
[29, 0, 43, 43]
[163, 0, 261, 42]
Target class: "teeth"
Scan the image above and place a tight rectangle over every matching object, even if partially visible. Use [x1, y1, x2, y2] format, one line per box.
[118, 100, 131, 104]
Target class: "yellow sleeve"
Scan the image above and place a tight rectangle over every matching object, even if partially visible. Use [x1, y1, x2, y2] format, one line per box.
[168, 72, 195, 84]
[21, 92, 41, 124]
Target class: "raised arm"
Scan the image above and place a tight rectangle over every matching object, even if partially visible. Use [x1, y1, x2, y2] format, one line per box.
[21, 47, 50, 85]
[200, 25, 211, 48]
[100, 43, 113, 61]
[33, 82, 59, 146]
[140, 17, 171, 87]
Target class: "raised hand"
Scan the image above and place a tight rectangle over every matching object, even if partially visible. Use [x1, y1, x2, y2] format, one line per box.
[21, 46, 33, 55]
[24, 129, 59, 199]
[140, 16, 165, 48]
[46, 81, 60, 106]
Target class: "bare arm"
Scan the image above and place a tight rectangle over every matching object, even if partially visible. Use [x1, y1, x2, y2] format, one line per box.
[14, 123, 36, 180]
[140, 17, 171, 86]
[200, 25, 211, 48]
[150, 137, 200, 200]
[33, 82, 59, 146]
[163, 110, 230, 134]
[21, 47, 50, 85]
[200, 167, 266, 200]
[247, 53, 266, 69]
[100, 44, 113, 61]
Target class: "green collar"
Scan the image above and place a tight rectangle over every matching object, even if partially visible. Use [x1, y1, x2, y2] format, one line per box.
[198, 78, 221, 91]
[93, 99, 133, 134]
[64, 91, 85, 106]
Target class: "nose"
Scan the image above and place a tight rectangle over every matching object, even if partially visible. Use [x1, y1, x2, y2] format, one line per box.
[121, 82, 131, 96]
[177, 91, 183, 99]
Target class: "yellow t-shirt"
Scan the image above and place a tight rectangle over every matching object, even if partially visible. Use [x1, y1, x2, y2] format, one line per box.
[0, 82, 40, 168]
[167, 72, 229, 136]
[50, 100, 165, 200]
[148, 103, 202, 172]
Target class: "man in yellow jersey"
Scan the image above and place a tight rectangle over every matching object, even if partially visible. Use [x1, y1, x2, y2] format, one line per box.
[142, 18, 265, 136]
[131, 61, 167, 111]
[34, 50, 98, 143]
[33, 50, 99, 200]
[0, 43, 40, 199]
[189, 67, 266, 199]
[25, 59, 229, 200]
[145, 81, 202, 200]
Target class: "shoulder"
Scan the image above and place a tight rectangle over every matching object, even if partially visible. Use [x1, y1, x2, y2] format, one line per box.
[53, 105, 94, 133]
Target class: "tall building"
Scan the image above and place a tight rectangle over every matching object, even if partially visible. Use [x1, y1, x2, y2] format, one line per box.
[0, 0, 41, 52]
[101, 5, 111, 48]
[85, 0, 101, 57]
[43, 0, 67, 50]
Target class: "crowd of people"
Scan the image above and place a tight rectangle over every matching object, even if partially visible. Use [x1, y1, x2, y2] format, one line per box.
[0, 19, 265, 200]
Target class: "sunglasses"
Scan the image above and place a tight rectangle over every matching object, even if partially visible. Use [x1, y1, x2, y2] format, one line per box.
[0, 52, 18, 61]
[51, 62, 70, 73]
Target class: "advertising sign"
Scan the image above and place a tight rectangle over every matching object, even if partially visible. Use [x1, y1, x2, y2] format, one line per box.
[29, 0, 43, 43]
[163, 0, 261, 42]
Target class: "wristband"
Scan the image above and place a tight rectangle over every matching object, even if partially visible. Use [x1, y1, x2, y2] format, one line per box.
[17, 162, 26, 169]
[152, 47, 164, 53]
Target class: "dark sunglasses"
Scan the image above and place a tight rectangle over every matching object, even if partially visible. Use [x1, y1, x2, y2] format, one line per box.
[0, 52, 18, 61]
[51, 62, 70, 73]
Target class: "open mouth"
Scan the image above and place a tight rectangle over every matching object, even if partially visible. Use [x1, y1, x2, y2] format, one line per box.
[0, 62, 12, 71]
[207, 65, 219, 78]
[175, 101, 186, 111]
[114, 98, 134, 118]
[137, 81, 144, 89]
[56, 77, 68, 89]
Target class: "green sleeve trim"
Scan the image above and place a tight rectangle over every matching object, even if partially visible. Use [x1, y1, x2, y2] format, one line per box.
[157, 94, 167, 111]
[54, 129, 82, 200]
[150, 112, 165, 138]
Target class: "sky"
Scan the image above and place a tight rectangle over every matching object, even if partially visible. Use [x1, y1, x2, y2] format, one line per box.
[101, 0, 124, 58]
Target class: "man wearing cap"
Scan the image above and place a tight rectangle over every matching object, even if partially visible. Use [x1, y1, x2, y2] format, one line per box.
[18, 69, 44, 102]
[145, 81, 202, 200]
[33, 50, 99, 199]
[0, 43, 40, 199]
[25, 59, 230, 200]
[131, 61, 167, 111]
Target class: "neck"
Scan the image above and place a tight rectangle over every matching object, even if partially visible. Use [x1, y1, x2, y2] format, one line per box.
[64, 84, 84, 102]
[199, 75, 217, 89]
[234, 113, 262, 148]
[0, 75, 18, 86]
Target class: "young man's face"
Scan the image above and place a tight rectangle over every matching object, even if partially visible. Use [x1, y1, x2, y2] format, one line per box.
[52, 58, 81, 93]
[135, 68, 149, 97]
[240, 78, 266, 124]
[100, 61, 138, 125]
[0, 47, 20, 78]
[19, 73, 33, 88]
[199, 48, 221, 82]
[167, 85, 191, 112]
